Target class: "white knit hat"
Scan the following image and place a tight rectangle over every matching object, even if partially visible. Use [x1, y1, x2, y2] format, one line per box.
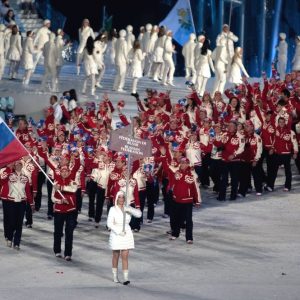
[44, 19, 51, 26]
[119, 29, 126, 38]
[57, 28, 62, 35]
[279, 32, 286, 39]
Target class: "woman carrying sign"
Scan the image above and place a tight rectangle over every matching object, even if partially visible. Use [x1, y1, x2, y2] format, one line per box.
[107, 191, 142, 285]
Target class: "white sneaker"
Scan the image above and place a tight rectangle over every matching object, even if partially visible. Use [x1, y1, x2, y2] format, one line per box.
[153, 78, 160, 82]
[117, 89, 126, 93]
[161, 82, 168, 86]
[256, 193, 262, 196]
[95, 83, 102, 88]
[283, 188, 290, 192]
[168, 82, 175, 87]
[55, 252, 62, 258]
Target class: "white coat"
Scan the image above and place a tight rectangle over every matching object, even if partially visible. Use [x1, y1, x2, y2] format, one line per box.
[277, 40, 288, 60]
[55, 35, 66, 66]
[107, 37, 117, 65]
[83, 49, 98, 76]
[292, 42, 300, 71]
[34, 26, 50, 50]
[43, 38, 57, 70]
[228, 56, 249, 84]
[196, 49, 215, 78]
[107, 205, 142, 250]
[141, 31, 152, 53]
[126, 32, 135, 52]
[114, 37, 128, 66]
[148, 32, 158, 55]
[152, 35, 166, 63]
[216, 31, 238, 59]
[93, 40, 106, 69]
[7, 33, 22, 61]
[4, 28, 11, 56]
[0, 31, 5, 57]
[194, 42, 203, 69]
[163, 36, 174, 60]
[22, 36, 35, 69]
[128, 48, 144, 78]
[77, 26, 95, 54]
[182, 39, 196, 68]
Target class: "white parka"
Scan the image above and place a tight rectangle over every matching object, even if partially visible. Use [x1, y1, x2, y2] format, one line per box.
[43, 33, 57, 71]
[77, 26, 95, 54]
[34, 26, 51, 50]
[22, 36, 36, 69]
[114, 36, 128, 66]
[216, 30, 238, 59]
[93, 40, 107, 69]
[292, 40, 300, 71]
[182, 37, 196, 68]
[7, 33, 22, 61]
[196, 49, 215, 78]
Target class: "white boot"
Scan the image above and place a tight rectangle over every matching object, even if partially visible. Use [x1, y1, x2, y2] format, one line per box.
[123, 270, 130, 285]
[112, 268, 120, 283]
[76, 65, 80, 76]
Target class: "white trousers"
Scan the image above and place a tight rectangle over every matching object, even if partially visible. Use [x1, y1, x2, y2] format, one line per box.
[41, 66, 57, 92]
[213, 64, 227, 94]
[278, 57, 287, 81]
[113, 63, 127, 90]
[8, 60, 20, 78]
[23, 69, 33, 84]
[196, 75, 208, 96]
[185, 66, 196, 83]
[33, 50, 43, 72]
[162, 56, 175, 84]
[132, 77, 139, 93]
[0, 53, 5, 80]
[82, 74, 96, 95]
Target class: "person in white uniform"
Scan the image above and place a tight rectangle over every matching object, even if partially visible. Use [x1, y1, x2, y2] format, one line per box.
[0, 24, 6, 81]
[228, 47, 249, 85]
[107, 191, 142, 285]
[292, 36, 300, 71]
[126, 25, 135, 53]
[142, 23, 153, 76]
[56, 29, 68, 82]
[128, 40, 145, 94]
[22, 30, 37, 84]
[6, 25, 22, 80]
[113, 29, 128, 92]
[276, 32, 288, 80]
[93, 33, 107, 88]
[195, 39, 215, 96]
[194, 34, 205, 79]
[82, 36, 98, 96]
[182, 33, 196, 82]
[33, 19, 51, 72]
[162, 30, 175, 86]
[146, 25, 158, 78]
[152, 25, 166, 82]
[216, 24, 238, 70]
[76, 18, 95, 75]
[212, 37, 228, 94]
[41, 32, 58, 92]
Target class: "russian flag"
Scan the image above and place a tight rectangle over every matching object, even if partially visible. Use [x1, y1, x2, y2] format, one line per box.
[0, 117, 28, 168]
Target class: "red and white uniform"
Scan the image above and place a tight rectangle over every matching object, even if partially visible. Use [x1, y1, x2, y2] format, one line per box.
[274, 127, 298, 155]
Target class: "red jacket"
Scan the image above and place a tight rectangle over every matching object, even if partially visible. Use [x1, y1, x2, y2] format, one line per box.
[213, 132, 245, 162]
[0, 167, 13, 200]
[52, 176, 78, 213]
[239, 133, 262, 162]
[274, 127, 298, 154]
[161, 161, 199, 204]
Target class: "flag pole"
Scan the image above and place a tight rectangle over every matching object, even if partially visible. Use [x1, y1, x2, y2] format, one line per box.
[2, 121, 65, 199]
[123, 118, 134, 232]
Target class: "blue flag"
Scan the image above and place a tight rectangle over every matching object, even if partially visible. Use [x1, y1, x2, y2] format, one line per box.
[159, 0, 195, 46]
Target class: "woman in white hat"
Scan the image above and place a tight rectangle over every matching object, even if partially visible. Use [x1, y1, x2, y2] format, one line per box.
[107, 191, 142, 285]
[292, 36, 300, 71]
[277, 32, 288, 80]
[228, 47, 249, 85]
[76, 18, 95, 75]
